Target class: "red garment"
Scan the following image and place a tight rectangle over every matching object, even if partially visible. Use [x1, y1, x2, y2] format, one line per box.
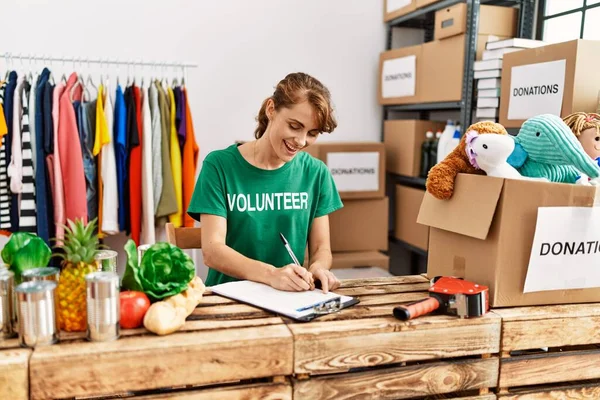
[59, 74, 87, 225]
[129, 86, 143, 245]
[182, 88, 199, 227]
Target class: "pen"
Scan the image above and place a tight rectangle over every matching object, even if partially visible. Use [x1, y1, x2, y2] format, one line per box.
[279, 232, 301, 265]
[279, 232, 315, 290]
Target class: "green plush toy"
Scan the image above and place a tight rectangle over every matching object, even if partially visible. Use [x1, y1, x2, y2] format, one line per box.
[507, 114, 600, 183]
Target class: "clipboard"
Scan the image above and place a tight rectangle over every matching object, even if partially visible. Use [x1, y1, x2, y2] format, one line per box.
[210, 280, 360, 322]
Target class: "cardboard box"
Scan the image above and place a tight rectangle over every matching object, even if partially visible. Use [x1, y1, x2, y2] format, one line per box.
[305, 142, 385, 200]
[421, 34, 505, 103]
[499, 39, 600, 128]
[434, 3, 517, 41]
[331, 251, 390, 270]
[384, 120, 445, 177]
[379, 44, 422, 105]
[330, 197, 389, 252]
[395, 185, 429, 251]
[384, 0, 416, 22]
[417, 0, 440, 7]
[417, 173, 600, 307]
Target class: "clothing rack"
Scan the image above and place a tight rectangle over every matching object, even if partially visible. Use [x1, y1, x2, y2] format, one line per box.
[2, 52, 198, 69]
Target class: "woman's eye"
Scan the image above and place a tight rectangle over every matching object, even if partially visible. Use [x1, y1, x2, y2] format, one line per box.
[595, 137, 600, 142]
[289, 124, 300, 130]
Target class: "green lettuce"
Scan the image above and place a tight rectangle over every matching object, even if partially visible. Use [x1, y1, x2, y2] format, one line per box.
[122, 240, 195, 302]
[1, 232, 52, 283]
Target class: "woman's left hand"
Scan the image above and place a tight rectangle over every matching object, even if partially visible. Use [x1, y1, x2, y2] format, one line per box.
[310, 266, 340, 294]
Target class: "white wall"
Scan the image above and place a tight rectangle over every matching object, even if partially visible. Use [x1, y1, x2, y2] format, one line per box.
[1, 0, 386, 278]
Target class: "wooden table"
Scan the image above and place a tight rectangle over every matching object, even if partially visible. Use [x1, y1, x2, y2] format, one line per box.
[1, 275, 599, 399]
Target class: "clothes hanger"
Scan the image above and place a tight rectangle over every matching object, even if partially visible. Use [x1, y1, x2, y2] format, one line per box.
[85, 59, 97, 98]
[70, 57, 86, 102]
[26, 54, 34, 83]
[181, 65, 186, 89]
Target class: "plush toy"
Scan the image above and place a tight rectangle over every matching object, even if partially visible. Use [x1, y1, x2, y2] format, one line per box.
[562, 112, 600, 161]
[507, 114, 600, 183]
[465, 131, 548, 182]
[426, 121, 508, 200]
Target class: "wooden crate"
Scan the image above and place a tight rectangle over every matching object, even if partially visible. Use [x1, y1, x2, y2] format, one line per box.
[286, 276, 501, 399]
[0, 335, 30, 400]
[27, 291, 294, 400]
[495, 303, 600, 398]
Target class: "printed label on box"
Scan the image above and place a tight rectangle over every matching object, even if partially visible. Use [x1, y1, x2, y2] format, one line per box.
[507, 59, 566, 120]
[387, 0, 412, 13]
[326, 152, 380, 192]
[382, 55, 416, 98]
[523, 207, 600, 293]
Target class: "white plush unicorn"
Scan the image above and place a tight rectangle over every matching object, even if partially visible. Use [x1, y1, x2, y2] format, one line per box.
[465, 130, 548, 182]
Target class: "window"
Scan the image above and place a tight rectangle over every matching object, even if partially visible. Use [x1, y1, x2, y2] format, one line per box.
[539, 0, 600, 42]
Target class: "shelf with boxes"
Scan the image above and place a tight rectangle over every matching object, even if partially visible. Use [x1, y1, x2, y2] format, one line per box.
[380, 0, 535, 275]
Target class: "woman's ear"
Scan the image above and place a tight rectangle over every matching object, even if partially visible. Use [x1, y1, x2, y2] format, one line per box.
[266, 98, 275, 121]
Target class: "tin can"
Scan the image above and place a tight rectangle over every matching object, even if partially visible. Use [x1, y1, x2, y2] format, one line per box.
[21, 267, 61, 334]
[86, 271, 120, 342]
[15, 280, 58, 347]
[0, 269, 16, 338]
[94, 250, 118, 273]
[22, 267, 60, 283]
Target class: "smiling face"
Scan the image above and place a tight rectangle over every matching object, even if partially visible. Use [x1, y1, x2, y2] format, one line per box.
[577, 127, 600, 160]
[266, 99, 320, 162]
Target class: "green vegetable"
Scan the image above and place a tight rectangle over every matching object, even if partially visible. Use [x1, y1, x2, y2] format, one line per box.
[1, 232, 52, 283]
[122, 240, 195, 302]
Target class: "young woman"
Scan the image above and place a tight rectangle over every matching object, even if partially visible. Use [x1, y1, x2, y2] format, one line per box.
[187, 72, 343, 293]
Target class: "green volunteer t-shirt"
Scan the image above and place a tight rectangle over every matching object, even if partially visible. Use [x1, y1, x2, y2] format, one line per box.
[187, 143, 344, 286]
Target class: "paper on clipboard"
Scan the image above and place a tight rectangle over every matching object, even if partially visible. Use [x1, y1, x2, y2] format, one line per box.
[210, 280, 359, 321]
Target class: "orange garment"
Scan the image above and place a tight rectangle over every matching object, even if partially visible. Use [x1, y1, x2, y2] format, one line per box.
[58, 74, 87, 225]
[129, 86, 143, 245]
[182, 88, 199, 227]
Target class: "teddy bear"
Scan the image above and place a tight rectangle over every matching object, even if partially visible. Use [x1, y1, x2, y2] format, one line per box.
[426, 121, 508, 200]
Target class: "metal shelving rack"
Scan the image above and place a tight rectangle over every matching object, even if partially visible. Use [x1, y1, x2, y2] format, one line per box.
[384, 0, 536, 274]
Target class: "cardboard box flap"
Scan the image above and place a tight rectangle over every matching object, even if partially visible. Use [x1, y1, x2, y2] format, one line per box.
[417, 174, 504, 240]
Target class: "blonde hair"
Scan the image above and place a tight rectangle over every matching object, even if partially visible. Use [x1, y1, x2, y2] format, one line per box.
[562, 112, 600, 137]
[254, 72, 337, 139]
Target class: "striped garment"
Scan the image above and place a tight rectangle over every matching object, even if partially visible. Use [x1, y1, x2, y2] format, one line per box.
[0, 80, 10, 233]
[19, 80, 36, 232]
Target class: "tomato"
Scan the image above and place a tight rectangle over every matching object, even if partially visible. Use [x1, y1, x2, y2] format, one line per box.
[120, 291, 151, 329]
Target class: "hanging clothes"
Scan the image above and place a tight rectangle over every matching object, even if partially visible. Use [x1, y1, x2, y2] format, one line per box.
[43, 75, 55, 241]
[9, 75, 25, 231]
[129, 85, 143, 245]
[58, 73, 87, 225]
[0, 79, 10, 235]
[51, 81, 66, 242]
[114, 84, 127, 232]
[19, 80, 36, 232]
[33, 68, 51, 244]
[174, 86, 185, 151]
[97, 83, 118, 235]
[4, 71, 18, 231]
[155, 81, 177, 218]
[182, 87, 199, 228]
[82, 94, 98, 222]
[28, 72, 38, 175]
[141, 85, 155, 244]
[167, 87, 182, 227]
[148, 83, 162, 214]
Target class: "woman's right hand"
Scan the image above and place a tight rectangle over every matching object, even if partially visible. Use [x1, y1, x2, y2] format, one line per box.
[269, 264, 314, 292]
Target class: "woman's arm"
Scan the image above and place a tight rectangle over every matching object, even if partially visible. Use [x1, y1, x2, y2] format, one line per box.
[307, 215, 341, 293]
[201, 214, 312, 291]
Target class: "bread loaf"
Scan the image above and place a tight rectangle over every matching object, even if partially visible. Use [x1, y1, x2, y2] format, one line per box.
[143, 276, 206, 335]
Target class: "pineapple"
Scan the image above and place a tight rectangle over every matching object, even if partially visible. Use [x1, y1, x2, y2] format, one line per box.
[55, 218, 101, 332]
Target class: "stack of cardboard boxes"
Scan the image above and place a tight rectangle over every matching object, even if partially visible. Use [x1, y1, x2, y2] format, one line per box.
[304, 143, 390, 271]
[379, 2, 517, 105]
